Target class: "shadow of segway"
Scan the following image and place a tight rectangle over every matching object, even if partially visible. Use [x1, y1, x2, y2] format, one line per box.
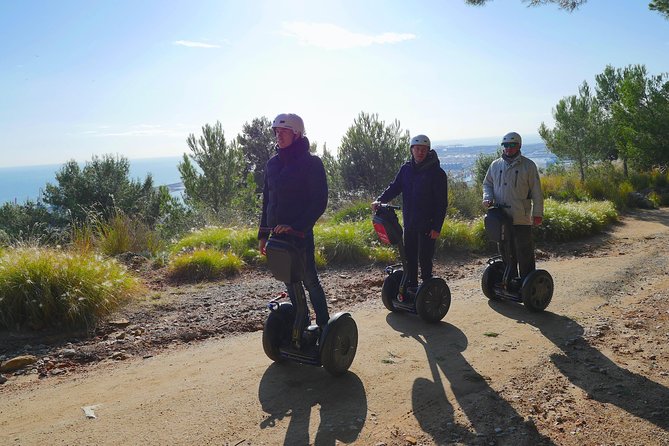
[488, 300, 669, 432]
[258, 363, 367, 446]
[385, 313, 553, 445]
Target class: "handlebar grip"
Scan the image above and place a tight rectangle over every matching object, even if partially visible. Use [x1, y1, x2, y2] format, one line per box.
[379, 203, 401, 210]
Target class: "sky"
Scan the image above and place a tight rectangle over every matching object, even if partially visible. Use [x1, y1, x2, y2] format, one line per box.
[1, 0, 668, 168]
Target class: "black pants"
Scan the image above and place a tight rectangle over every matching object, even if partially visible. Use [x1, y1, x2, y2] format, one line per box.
[500, 225, 536, 279]
[403, 229, 436, 286]
[285, 231, 330, 327]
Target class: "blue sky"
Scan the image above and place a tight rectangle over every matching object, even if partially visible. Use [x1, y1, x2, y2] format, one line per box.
[1, 0, 668, 168]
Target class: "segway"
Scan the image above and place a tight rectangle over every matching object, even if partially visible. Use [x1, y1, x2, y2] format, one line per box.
[372, 204, 451, 322]
[481, 204, 553, 311]
[261, 229, 358, 376]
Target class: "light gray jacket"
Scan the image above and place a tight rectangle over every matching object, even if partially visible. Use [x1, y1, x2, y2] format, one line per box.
[482, 154, 544, 225]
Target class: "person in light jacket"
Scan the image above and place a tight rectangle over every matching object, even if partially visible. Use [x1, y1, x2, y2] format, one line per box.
[482, 131, 544, 281]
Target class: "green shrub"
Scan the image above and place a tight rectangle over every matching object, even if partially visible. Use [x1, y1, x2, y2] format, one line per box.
[650, 168, 668, 188]
[0, 247, 142, 330]
[330, 200, 374, 223]
[168, 249, 243, 281]
[171, 227, 257, 256]
[314, 222, 372, 265]
[72, 210, 164, 257]
[447, 179, 483, 220]
[535, 199, 618, 242]
[629, 171, 652, 191]
[369, 246, 397, 264]
[647, 191, 662, 208]
[241, 248, 265, 265]
[437, 218, 487, 253]
[541, 174, 590, 202]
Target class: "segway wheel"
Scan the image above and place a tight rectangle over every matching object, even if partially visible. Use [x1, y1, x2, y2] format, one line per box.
[481, 258, 505, 300]
[262, 303, 293, 362]
[521, 269, 553, 312]
[321, 314, 358, 376]
[381, 270, 403, 312]
[415, 278, 451, 322]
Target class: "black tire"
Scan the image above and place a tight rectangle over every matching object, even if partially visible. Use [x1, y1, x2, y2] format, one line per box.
[381, 270, 403, 312]
[262, 303, 293, 362]
[415, 278, 451, 322]
[521, 269, 554, 312]
[321, 315, 358, 376]
[481, 258, 505, 300]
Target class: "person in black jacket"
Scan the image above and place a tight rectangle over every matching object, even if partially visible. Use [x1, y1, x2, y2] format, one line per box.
[372, 134, 448, 291]
[258, 113, 330, 327]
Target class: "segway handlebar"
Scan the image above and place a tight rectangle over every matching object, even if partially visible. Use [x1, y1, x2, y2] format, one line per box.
[487, 202, 511, 209]
[377, 203, 401, 210]
[259, 226, 305, 238]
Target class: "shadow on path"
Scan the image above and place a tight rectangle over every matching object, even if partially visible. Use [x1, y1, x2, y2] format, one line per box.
[489, 300, 669, 431]
[258, 363, 367, 446]
[386, 313, 553, 445]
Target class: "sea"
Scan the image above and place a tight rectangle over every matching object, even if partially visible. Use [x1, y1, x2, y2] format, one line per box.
[0, 143, 557, 205]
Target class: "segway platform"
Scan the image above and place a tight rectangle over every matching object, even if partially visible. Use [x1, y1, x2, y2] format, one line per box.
[481, 205, 554, 312]
[261, 232, 358, 376]
[373, 205, 451, 323]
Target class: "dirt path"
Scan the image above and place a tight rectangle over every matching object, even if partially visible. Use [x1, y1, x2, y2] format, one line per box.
[1, 209, 669, 446]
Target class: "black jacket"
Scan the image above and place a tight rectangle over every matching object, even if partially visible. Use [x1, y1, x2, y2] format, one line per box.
[258, 136, 328, 237]
[377, 150, 448, 233]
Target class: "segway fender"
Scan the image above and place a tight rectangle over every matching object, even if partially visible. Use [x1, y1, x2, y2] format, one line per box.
[415, 277, 451, 322]
[320, 312, 358, 376]
[320, 311, 351, 340]
[521, 269, 554, 312]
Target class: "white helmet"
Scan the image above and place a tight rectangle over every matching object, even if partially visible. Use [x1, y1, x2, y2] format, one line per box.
[410, 134, 431, 149]
[501, 132, 522, 147]
[272, 113, 305, 136]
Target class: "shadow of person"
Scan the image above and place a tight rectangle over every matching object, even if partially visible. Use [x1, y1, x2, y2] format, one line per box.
[258, 363, 367, 446]
[386, 313, 553, 445]
[488, 300, 669, 431]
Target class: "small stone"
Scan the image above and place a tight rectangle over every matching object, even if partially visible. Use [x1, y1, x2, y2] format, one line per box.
[0, 374, 6, 384]
[59, 348, 77, 358]
[405, 436, 417, 445]
[0, 355, 38, 373]
[109, 318, 130, 327]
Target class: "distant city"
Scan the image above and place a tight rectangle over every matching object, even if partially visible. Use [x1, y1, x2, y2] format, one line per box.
[433, 142, 557, 182]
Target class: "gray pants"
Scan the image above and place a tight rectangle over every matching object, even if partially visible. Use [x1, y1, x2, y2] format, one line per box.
[499, 225, 535, 279]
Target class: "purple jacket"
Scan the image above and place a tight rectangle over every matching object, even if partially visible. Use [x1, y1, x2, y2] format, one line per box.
[259, 136, 328, 238]
[377, 150, 448, 233]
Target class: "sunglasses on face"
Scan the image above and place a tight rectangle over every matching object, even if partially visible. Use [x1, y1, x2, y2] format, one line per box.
[501, 142, 520, 149]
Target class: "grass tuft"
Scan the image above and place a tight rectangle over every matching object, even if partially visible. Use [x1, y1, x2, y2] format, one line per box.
[167, 248, 243, 281]
[0, 247, 142, 330]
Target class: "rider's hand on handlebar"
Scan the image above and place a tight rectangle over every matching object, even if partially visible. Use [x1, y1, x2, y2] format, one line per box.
[482, 200, 492, 208]
[371, 201, 381, 211]
[259, 238, 267, 256]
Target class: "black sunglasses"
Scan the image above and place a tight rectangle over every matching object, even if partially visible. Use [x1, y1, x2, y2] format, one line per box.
[501, 142, 520, 148]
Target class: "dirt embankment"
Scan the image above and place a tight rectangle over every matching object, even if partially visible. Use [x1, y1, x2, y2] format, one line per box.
[1, 208, 668, 446]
